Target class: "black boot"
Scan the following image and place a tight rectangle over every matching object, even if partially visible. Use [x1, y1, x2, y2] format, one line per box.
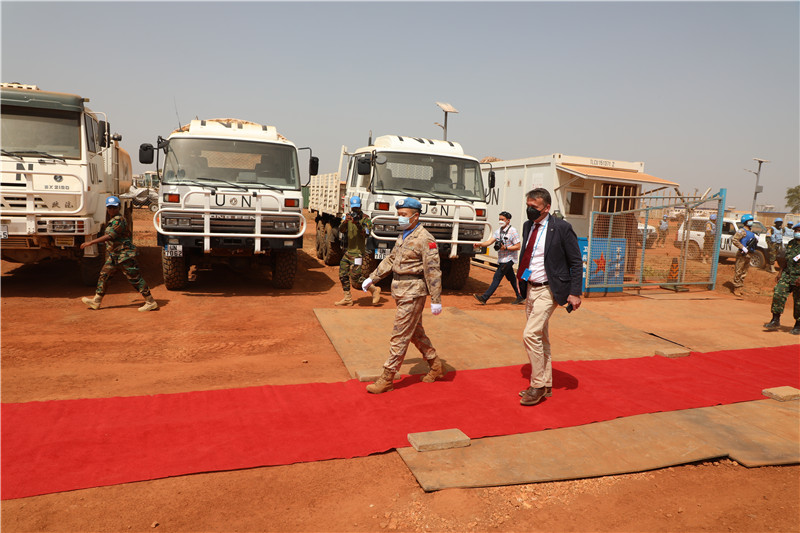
[791, 320, 800, 336]
[764, 313, 781, 331]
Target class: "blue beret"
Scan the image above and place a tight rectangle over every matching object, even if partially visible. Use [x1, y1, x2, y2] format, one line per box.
[395, 197, 422, 210]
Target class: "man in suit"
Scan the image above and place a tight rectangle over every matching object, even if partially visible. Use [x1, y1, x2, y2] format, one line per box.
[516, 188, 583, 406]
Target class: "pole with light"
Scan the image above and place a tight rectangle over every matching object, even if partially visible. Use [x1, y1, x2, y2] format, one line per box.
[435, 102, 458, 141]
[744, 158, 769, 217]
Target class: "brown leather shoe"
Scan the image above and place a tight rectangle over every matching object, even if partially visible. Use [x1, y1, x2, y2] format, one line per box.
[519, 386, 551, 398]
[520, 387, 548, 406]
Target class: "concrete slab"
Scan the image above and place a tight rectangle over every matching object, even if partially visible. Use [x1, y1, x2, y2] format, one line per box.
[314, 307, 678, 378]
[655, 347, 692, 358]
[763, 386, 800, 401]
[397, 400, 800, 491]
[408, 429, 470, 452]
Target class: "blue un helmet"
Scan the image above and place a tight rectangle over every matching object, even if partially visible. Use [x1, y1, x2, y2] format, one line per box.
[774, 217, 783, 226]
[105, 196, 121, 207]
[741, 214, 754, 226]
[709, 213, 717, 221]
[349, 196, 362, 209]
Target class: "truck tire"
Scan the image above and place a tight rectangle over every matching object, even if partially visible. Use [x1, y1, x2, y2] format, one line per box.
[687, 242, 700, 260]
[323, 222, 343, 266]
[272, 248, 298, 289]
[80, 254, 104, 286]
[442, 255, 471, 290]
[162, 249, 188, 290]
[149, 203, 159, 213]
[749, 249, 767, 269]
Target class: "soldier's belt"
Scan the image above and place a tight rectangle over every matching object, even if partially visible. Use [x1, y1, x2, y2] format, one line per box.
[394, 274, 424, 280]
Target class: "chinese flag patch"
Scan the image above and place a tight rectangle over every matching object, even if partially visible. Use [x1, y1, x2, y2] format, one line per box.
[429, 242, 437, 249]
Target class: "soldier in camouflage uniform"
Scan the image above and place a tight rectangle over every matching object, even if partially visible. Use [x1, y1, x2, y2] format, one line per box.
[80, 196, 157, 312]
[335, 196, 381, 306]
[731, 214, 756, 297]
[764, 229, 800, 335]
[361, 198, 444, 394]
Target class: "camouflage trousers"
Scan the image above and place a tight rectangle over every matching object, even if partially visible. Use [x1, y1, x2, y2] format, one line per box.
[768, 242, 783, 265]
[732, 253, 750, 288]
[339, 252, 366, 291]
[771, 273, 800, 320]
[96, 256, 151, 298]
[383, 296, 437, 373]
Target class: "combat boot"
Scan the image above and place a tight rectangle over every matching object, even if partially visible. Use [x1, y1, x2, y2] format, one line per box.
[335, 291, 354, 306]
[763, 313, 781, 331]
[81, 294, 103, 310]
[421, 356, 445, 383]
[139, 295, 158, 312]
[366, 369, 395, 394]
[733, 288, 744, 297]
[791, 320, 800, 336]
[368, 285, 381, 305]
[769, 265, 777, 273]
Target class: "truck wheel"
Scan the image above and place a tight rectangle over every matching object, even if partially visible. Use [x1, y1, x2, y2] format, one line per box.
[749, 249, 767, 269]
[162, 249, 188, 290]
[442, 255, 471, 290]
[687, 242, 700, 260]
[149, 203, 159, 213]
[79, 255, 104, 286]
[323, 222, 343, 266]
[315, 221, 325, 260]
[272, 248, 298, 289]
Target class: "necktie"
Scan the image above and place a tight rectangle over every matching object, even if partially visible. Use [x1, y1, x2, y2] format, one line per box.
[517, 223, 540, 280]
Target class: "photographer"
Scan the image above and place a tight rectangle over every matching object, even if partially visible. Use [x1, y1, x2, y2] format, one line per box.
[335, 196, 381, 306]
[473, 211, 524, 305]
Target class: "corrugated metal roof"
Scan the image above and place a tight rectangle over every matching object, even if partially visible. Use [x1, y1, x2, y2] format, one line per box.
[558, 164, 678, 186]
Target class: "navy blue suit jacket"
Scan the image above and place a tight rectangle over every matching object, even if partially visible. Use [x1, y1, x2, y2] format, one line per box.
[518, 215, 583, 306]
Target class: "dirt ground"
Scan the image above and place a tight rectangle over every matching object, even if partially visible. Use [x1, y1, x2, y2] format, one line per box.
[1, 208, 797, 532]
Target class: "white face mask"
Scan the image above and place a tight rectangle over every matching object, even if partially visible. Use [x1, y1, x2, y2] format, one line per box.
[794, 232, 800, 239]
[398, 214, 416, 230]
[498, 219, 508, 227]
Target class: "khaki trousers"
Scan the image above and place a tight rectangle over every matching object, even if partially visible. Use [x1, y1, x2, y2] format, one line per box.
[523, 284, 559, 388]
[383, 296, 437, 372]
[733, 253, 750, 288]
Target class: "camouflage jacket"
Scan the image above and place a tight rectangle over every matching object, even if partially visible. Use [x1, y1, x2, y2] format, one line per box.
[339, 213, 373, 257]
[104, 214, 136, 262]
[368, 223, 442, 303]
[780, 239, 800, 278]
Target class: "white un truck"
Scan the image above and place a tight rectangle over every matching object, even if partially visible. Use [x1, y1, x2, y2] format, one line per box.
[308, 134, 493, 289]
[1, 82, 133, 285]
[139, 118, 318, 290]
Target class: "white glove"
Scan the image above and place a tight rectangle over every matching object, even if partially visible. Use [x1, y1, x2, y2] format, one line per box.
[741, 247, 748, 254]
[361, 278, 373, 292]
[431, 303, 442, 315]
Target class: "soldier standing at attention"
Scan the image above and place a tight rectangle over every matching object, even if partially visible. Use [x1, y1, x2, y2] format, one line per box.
[80, 196, 158, 312]
[764, 228, 800, 335]
[335, 196, 381, 306]
[731, 214, 757, 297]
[361, 198, 444, 394]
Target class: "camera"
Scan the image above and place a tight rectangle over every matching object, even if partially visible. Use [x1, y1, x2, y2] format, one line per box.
[349, 210, 363, 221]
[493, 237, 506, 251]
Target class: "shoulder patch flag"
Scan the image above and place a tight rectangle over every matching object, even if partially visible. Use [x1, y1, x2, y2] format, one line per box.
[429, 242, 437, 249]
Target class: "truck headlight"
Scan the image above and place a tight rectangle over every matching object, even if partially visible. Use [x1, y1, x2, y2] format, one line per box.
[178, 218, 191, 227]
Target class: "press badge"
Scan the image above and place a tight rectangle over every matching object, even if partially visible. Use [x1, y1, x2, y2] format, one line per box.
[354, 257, 363, 265]
[521, 268, 532, 281]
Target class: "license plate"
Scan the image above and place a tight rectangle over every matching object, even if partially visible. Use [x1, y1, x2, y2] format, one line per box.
[374, 248, 388, 260]
[0, 225, 7, 239]
[164, 244, 183, 257]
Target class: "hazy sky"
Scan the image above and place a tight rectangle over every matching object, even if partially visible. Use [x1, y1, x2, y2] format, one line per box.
[2, 1, 798, 211]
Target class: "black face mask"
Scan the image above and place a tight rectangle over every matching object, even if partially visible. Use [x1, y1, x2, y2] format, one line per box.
[526, 206, 541, 222]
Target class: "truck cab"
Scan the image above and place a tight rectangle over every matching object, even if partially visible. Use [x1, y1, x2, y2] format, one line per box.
[140, 118, 318, 290]
[1, 82, 132, 284]
[313, 135, 491, 289]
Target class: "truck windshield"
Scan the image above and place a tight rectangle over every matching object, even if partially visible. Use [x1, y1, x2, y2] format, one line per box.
[372, 152, 485, 201]
[1, 105, 81, 160]
[162, 138, 300, 189]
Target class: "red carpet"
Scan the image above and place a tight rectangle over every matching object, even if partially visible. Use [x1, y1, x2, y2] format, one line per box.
[2, 345, 798, 500]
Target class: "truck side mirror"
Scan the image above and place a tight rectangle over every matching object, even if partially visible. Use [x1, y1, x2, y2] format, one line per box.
[139, 144, 155, 165]
[99, 121, 110, 148]
[488, 171, 496, 189]
[309, 156, 319, 176]
[357, 156, 372, 176]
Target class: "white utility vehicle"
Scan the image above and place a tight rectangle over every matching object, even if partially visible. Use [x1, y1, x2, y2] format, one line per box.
[1, 82, 133, 285]
[674, 216, 791, 269]
[308, 134, 493, 289]
[139, 118, 318, 290]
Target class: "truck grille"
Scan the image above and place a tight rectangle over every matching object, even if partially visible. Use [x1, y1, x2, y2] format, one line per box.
[160, 213, 300, 234]
[1, 236, 37, 248]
